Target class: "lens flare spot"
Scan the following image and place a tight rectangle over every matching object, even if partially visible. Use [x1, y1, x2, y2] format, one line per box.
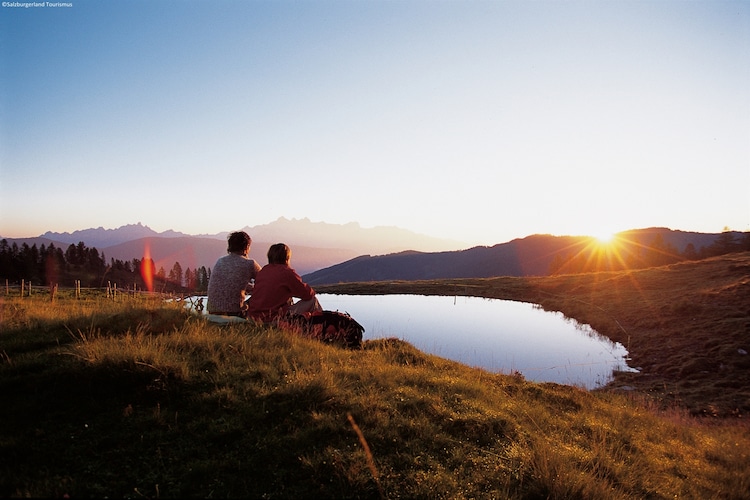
[141, 242, 154, 292]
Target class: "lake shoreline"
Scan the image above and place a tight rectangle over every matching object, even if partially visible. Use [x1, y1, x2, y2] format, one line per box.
[316, 251, 750, 418]
[317, 293, 635, 389]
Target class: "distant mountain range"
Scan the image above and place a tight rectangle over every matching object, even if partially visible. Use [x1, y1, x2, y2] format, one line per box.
[302, 228, 742, 285]
[2, 221, 740, 280]
[40, 223, 190, 249]
[36, 218, 464, 254]
[2, 218, 464, 275]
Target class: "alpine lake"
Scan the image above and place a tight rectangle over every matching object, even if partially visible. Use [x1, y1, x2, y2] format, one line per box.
[189, 293, 637, 390]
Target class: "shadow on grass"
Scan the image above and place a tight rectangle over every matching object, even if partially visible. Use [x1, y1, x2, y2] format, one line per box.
[1, 341, 383, 498]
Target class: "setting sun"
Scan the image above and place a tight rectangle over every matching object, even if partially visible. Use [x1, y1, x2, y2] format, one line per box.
[593, 231, 617, 245]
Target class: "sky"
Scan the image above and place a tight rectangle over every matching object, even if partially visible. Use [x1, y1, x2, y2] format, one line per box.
[1, 0, 748, 248]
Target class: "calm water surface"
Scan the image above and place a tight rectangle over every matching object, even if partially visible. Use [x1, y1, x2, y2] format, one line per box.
[317, 294, 636, 389]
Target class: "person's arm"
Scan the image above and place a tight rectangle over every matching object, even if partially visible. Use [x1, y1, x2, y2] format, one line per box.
[245, 260, 261, 293]
[286, 268, 315, 301]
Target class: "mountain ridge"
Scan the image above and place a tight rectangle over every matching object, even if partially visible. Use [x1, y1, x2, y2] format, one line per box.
[3, 218, 465, 275]
[40, 222, 190, 248]
[33, 217, 463, 254]
[302, 228, 745, 284]
[4, 222, 743, 278]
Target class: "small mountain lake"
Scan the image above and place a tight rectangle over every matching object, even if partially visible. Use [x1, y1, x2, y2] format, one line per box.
[317, 294, 636, 389]
[187, 293, 636, 389]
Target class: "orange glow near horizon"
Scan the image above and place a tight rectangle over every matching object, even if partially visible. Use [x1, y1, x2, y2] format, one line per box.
[141, 242, 154, 292]
[592, 230, 618, 245]
[550, 233, 633, 276]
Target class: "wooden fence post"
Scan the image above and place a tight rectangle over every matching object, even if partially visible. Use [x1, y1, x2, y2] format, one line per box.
[20, 279, 24, 298]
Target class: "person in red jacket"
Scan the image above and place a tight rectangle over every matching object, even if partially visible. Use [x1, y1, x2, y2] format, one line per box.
[246, 243, 323, 322]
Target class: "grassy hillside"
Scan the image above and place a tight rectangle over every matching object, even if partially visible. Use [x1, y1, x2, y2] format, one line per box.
[1, 254, 748, 498]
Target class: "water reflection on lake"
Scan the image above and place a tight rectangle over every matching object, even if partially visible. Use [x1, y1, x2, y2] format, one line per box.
[318, 294, 636, 389]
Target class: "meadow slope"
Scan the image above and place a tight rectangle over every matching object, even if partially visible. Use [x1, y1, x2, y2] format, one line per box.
[0, 253, 748, 497]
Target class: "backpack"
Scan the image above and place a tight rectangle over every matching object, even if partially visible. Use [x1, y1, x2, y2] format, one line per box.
[290, 310, 365, 349]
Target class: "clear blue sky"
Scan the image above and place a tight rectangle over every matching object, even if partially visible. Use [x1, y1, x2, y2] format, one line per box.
[1, 0, 748, 246]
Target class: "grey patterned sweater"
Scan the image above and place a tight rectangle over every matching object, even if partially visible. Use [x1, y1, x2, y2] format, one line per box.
[207, 253, 261, 314]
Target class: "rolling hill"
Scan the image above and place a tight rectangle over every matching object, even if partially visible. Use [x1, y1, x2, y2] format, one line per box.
[302, 228, 741, 284]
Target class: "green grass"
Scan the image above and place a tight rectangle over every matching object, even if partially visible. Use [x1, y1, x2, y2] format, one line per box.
[1, 276, 749, 498]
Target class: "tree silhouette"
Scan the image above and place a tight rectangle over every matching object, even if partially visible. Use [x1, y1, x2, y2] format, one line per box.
[168, 262, 183, 287]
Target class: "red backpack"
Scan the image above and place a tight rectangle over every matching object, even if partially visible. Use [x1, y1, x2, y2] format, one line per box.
[290, 310, 364, 349]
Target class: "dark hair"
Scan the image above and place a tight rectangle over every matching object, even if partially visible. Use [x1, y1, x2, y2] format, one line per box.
[267, 243, 291, 265]
[227, 231, 251, 254]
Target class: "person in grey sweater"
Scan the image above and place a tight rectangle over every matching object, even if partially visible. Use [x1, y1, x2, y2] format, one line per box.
[207, 231, 261, 317]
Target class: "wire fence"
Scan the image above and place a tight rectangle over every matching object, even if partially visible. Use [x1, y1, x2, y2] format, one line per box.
[3, 278, 198, 302]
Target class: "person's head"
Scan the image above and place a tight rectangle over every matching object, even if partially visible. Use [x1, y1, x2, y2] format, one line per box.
[267, 243, 291, 265]
[227, 231, 252, 255]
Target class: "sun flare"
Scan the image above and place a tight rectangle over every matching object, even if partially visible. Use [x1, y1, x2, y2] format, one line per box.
[593, 231, 617, 245]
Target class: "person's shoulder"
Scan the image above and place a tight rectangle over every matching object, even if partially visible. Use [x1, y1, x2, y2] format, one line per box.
[262, 263, 291, 273]
[286, 266, 302, 278]
[235, 255, 259, 267]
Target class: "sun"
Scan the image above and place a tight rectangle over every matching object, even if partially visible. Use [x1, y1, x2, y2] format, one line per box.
[592, 231, 617, 245]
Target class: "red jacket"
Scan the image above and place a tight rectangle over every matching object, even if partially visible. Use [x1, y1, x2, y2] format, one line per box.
[246, 264, 316, 321]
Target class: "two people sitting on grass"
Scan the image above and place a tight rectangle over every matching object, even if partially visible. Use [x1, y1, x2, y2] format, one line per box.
[206, 238, 361, 347]
[246, 243, 323, 322]
[207, 234, 323, 322]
